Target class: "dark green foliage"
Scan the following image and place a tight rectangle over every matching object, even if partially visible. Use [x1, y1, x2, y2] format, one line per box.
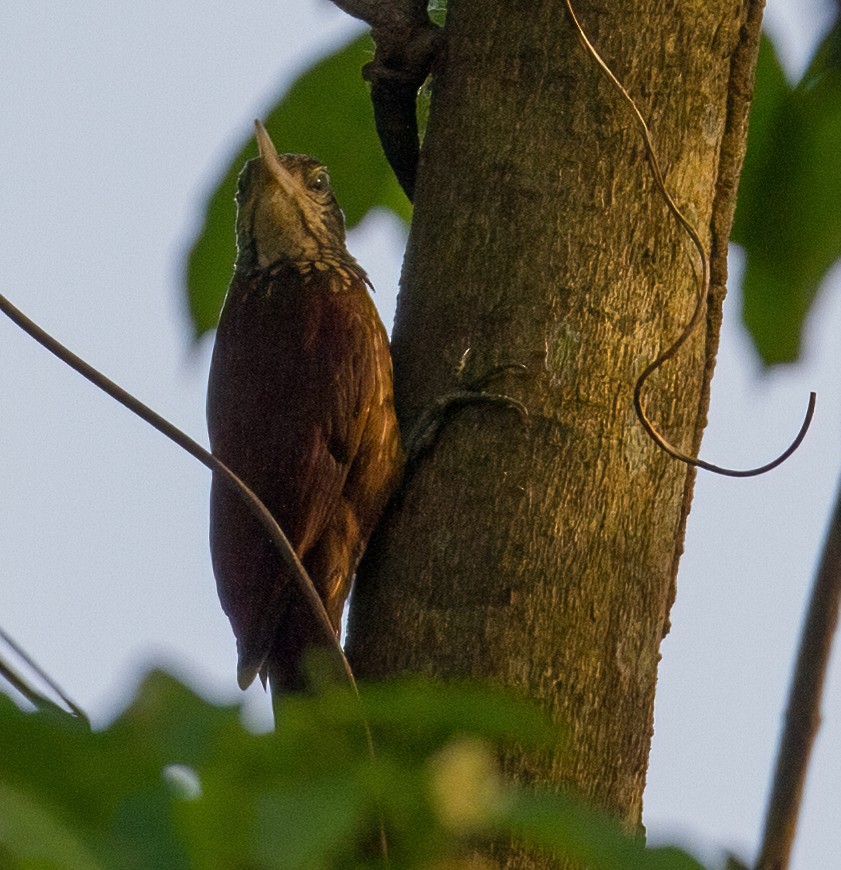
[0, 670, 711, 869]
[733, 24, 841, 364]
[184, 34, 411, 340]
[184, 22, 841, 365]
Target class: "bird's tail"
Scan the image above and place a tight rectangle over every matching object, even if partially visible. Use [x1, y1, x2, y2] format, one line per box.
[263, 604, 344, 707]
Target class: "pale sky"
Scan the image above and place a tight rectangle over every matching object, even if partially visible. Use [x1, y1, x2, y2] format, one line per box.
[1, 2, 838, 867]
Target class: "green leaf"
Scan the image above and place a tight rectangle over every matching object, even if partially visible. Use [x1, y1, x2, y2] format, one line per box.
[504, 791, 708, 870]
[428, 0, 448, 27]
[0, 669, 714, 868]
[0, 783, 104, 870]
[184, 33, 411, 340]
[359, 675, 564, 752]
[0, 683, 192, 869]
[251, 775, 366, 870]
[733, 26, 841, 364]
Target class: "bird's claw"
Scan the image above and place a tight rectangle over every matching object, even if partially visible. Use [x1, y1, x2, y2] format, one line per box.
[463, 362, 529, 393]
[405, 354, 529, 463]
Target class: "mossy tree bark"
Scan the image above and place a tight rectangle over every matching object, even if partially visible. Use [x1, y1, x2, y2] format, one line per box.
[347, 0, 763, 861]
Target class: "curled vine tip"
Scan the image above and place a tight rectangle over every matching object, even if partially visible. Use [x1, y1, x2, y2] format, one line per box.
[634, 387, 816, 478]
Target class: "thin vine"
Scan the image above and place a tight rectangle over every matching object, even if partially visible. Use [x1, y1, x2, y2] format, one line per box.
[564, 0, 815, 477]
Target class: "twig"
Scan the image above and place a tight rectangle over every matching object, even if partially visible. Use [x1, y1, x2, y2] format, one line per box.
[563, 0, 815, 477]
[328, 0, 442, 199]
[328, 0, 425, 31]
[0, 625, 88, 723]
[0, 653, 65, 716]
[0, 293, 354, 693]
[756, 476, 841, 869]
[0, 290, 388, 861]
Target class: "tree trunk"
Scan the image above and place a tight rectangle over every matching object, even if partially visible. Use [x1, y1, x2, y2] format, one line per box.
[347, 0, 763, 861]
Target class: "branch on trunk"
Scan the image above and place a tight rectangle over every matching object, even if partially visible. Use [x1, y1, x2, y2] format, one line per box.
[756, 476, 841, 870]
[329, 0, 443, 199]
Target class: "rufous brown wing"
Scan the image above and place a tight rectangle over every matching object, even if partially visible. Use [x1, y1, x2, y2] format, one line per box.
[207, 121, 403, 694]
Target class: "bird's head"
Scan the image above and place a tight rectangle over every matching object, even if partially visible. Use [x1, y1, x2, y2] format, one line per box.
[234, 120, 347, 272]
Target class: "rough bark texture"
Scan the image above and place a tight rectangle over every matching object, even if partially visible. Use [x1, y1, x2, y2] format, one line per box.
[347, 0, 763, 863]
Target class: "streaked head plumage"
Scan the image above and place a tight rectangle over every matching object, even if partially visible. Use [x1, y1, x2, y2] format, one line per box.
[234, 121, 347, 271]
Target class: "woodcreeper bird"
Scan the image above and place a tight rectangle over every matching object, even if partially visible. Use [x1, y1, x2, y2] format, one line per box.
[207, 121, 403, 695]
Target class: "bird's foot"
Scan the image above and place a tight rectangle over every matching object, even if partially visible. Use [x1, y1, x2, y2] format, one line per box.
[405, 349, 529, 463]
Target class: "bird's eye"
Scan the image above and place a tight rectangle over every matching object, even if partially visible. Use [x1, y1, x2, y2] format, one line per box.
[310, 170, 330, 193]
